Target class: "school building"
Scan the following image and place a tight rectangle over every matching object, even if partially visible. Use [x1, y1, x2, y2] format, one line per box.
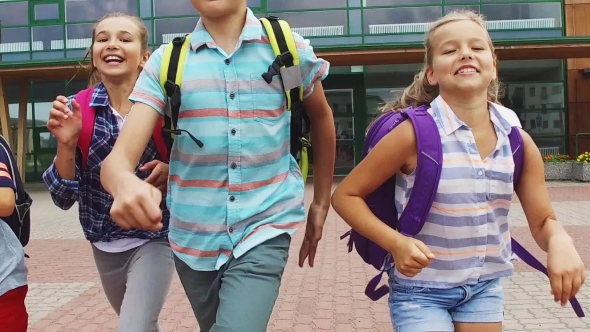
[1, 0, 590, 182]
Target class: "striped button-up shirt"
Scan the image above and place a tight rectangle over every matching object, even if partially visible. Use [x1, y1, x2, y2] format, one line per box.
[42, 83, 170, 243]
[130, 8, 329, 271]
[393, 95, 522, 288]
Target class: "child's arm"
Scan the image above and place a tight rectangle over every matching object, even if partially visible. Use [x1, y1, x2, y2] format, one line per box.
[100, 47, 167, 231]
[514, 128, 585, 306]
[42, 96, 80, 210]
[0, 146, 15, 217]
[296, 38, 336, 267]
[332, 121, 434, 276]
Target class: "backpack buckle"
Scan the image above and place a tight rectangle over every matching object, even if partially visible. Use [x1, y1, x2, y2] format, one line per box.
[164, 80, 181, 111]
[172, 35, 187, 46]
[262, 52, 292, 84]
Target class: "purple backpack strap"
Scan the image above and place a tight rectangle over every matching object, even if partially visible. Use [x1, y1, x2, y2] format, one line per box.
[508, 127, 584, 317]
[397, 106, 443, 236]
[342, 105, 444, 301]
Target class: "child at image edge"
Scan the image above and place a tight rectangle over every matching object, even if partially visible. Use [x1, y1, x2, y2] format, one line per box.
[331, 10, 585, 332]
[42, 13, 174, 332]
[100, 0, 336, 331]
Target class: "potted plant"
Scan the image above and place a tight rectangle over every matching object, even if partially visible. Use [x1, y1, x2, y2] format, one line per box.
[543, 154, 573, 180]
[573, 152, 590, 181]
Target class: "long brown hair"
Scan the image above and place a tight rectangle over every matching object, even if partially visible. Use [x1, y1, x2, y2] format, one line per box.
[380, 10, 503, 113]
[72, 12, 149, 88]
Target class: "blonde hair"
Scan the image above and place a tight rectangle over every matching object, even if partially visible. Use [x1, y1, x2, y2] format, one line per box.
[381, 10, 503, 113]
[76, 12, 149, 88]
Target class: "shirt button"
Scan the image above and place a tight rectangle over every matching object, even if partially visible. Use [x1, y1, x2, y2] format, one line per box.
[478, 170, 483, 176]
[230, 162, 237, 169]
[230, 92, 235, 99]
[224, 59, 230, 65]
[229, 196, 235, 202]
[230, 128, 236, 135]
[228, 226, 235, 233]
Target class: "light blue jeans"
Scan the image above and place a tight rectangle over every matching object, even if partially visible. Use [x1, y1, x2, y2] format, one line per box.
[388, 275, 504, 332]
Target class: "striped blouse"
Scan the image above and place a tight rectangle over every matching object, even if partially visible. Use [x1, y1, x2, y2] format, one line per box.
[392, 95, 522, 288]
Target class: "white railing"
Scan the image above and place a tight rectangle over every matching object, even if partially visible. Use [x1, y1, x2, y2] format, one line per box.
[292, 25, 344, 37]
[369, 18, 557, 34]
[0, 41, 43, 53]
[539, 147, 560, 156]
[50, 38, 92, 50]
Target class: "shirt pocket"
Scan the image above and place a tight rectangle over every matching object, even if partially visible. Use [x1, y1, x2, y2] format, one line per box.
[250, 73, 286, 126]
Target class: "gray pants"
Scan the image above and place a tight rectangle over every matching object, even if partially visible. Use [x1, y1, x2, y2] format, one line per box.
[91, 237, 174, 332]
[174, 233, 291, 332]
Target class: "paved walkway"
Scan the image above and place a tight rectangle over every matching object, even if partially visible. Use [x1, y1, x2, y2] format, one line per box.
[20, 181, 590, 331]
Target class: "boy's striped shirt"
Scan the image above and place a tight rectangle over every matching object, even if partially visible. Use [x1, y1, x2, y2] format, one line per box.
[130, 8, 329, 271]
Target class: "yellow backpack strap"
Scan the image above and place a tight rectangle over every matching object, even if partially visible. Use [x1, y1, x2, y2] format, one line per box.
[260, 16, 310, 182]
[159, 34, 192, 154]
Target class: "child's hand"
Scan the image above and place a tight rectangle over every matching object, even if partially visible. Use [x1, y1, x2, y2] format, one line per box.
[140, 160, 169, 194]
[391, 237, 435, 277]
[547, 235, 586, 306]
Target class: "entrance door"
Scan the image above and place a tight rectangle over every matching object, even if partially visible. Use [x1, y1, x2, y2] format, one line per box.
[313, 73, 366, 176]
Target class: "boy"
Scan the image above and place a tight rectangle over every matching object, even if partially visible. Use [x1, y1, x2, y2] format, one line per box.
[100, 1, 336, 331]
[0, 135, 28, 331]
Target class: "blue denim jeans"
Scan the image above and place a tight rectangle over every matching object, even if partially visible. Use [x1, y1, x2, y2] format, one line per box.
[388, 275, 504, 332]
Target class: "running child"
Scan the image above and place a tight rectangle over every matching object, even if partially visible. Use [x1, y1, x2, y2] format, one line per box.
[42, 13, 174, 332]
[332, 10, 585, 332]
[99, 0, 336, 331]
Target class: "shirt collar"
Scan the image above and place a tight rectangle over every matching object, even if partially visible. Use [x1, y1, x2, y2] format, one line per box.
[190, 7, 262, 51]
[430, 95, 521, 136]
[89, 82, 110, 108]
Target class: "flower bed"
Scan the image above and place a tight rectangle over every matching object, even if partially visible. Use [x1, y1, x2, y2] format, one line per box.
[573, 152, 590, 182]
[543, 154, 572, 181]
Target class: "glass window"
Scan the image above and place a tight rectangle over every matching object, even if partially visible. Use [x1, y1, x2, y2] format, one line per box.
[31, 80, 66, 103]
[445, 5, 479, 14]
[65, 0, 138, 23]
[0, 1, 28, 26]
[499, 60, 563, 82]
[153, 0, 198, 17]
[8, 103, 33, 130]
[482, 2, 562, 28]
[247, 0, 263, 8]
[39, 132, 58, 149]
[0, 27, 31, 55]
[267, 0, 346, 11]
[65, 23, 93, 50]
[267, 10, 347, 37]
[154, 17, 198, 44]
[32, 25, 64, 52]
[34, 3, 60, 21]
[502, 83, 564, 111]
[33, 102, 55, 126]
[140, 0, 152, 18]
[66, 79, 89, 95]
[363, 6, 442, 34]
[445, 0, 477, 3]
[365, 0, 441, 6]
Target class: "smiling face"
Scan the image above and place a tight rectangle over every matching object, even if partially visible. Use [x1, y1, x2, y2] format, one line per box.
[91, 16, 149, 84]
[425, 19, 496, 99]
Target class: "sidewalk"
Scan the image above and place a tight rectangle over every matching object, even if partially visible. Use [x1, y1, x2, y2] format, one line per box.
[23, 181, 590, 331]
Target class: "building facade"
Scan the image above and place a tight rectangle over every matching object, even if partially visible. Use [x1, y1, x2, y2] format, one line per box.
[0, 0, 588, 181]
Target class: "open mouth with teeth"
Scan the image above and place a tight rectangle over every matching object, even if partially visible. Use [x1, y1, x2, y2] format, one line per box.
[103, 55, 125, 64]
[455, 67, 479, 75]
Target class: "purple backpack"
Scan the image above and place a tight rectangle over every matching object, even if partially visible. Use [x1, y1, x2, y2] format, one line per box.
[340, 105, 585, 317]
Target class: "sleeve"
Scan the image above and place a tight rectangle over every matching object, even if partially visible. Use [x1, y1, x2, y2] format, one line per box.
[295, 34, 330, 99]
[0, 145, 15, 191]
[41, 95, 80, 210]
[129, 44, 168, 115]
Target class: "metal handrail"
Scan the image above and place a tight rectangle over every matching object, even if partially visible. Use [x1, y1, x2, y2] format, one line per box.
[575, 133, 590, 158]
